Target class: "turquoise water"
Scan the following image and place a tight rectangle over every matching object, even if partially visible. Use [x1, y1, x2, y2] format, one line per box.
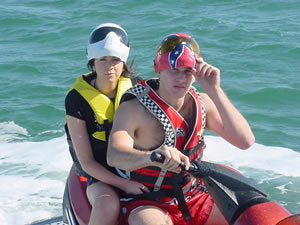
[0, 0, 300, 224]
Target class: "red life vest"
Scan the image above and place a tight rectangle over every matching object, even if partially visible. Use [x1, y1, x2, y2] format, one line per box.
[119, 78, 206, 192]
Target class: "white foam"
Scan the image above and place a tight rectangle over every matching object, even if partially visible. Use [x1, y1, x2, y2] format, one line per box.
[0, 208, 8, 225]
[0, 135, 72, 225]
[1, 136, 71, 172]
[205, 136, 300, 177]
[0, 121, 29, 142]
[275, 181, 293, 194]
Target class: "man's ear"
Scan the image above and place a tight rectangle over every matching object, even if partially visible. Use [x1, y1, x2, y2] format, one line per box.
[153, 60, 159, 73]
[156, 71, 161, 79]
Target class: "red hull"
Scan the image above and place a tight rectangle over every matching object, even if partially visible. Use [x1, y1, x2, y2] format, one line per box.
[234, 201, 291, 225]
[68, 166, 91, 225]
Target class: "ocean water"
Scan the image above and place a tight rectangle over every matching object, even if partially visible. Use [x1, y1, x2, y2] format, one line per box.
[0, 0, 300, 224]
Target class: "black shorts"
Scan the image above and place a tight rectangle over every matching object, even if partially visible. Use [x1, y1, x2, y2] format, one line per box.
[86, 177, 99, 186]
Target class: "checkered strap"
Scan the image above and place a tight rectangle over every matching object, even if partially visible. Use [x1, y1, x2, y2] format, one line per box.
[126, 82, 176, 147]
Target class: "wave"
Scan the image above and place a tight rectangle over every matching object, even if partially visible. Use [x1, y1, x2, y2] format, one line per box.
[205, 135, 300, 177]
[240, 87, 300, 106]
[1, 120, 299, 179]
[0, 121, 29, 142]
[1, 133, 299, 178]
[0, 135, 72, 225]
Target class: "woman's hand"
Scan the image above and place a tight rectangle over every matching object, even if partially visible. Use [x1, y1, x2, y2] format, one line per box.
[120, 180, 150, 195]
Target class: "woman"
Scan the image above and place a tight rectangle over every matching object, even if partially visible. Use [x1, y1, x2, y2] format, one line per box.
[65, 23, 148, 225]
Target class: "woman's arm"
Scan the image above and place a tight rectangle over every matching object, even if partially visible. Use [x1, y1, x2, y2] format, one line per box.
[66, 115, 147, 193]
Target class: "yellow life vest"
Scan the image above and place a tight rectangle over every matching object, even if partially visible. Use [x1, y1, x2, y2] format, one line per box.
[69, 73, 132, 141]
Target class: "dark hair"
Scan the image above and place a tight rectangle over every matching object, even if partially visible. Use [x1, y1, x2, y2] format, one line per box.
[87, 59, 136, 78]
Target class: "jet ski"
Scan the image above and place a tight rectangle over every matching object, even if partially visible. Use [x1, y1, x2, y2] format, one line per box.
[30, 152, 300, 225]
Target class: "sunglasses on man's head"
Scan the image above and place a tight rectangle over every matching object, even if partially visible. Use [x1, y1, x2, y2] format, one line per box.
[159, 36, 201, 56]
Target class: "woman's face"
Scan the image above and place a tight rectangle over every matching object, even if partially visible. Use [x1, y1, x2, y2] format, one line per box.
[93, 56, 124, 83]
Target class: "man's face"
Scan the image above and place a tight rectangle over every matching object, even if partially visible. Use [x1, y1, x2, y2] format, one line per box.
[158, 67, 196, 98]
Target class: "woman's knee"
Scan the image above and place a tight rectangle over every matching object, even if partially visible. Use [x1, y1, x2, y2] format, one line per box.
[93, 195, 120, 215]
[87, 182, 120, 214]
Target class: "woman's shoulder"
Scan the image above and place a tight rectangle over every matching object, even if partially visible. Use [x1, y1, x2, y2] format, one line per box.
[65, 89, 87, 117]
[65, 88, 83, 103]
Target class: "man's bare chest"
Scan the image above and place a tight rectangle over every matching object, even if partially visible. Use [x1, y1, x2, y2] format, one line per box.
[134, 112, 165, 151]
[133, 103, 195, 151]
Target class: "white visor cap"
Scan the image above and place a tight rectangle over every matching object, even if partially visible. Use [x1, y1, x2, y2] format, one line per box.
[87, 24, 130, 62]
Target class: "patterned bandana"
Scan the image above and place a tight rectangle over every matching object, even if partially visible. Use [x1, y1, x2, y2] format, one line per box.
[154, 33, 201, 73]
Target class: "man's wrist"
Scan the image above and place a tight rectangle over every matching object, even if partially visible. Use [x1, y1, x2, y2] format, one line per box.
[206, 86, 223, 97]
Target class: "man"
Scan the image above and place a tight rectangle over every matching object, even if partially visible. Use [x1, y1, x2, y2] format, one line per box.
[107, 33, 255, 225]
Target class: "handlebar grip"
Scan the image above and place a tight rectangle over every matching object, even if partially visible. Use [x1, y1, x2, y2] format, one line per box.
[150, 152, 188, 171]
[150, 152, 165, 163]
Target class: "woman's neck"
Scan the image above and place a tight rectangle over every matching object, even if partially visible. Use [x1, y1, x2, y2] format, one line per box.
[93, 78, 118, 99]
